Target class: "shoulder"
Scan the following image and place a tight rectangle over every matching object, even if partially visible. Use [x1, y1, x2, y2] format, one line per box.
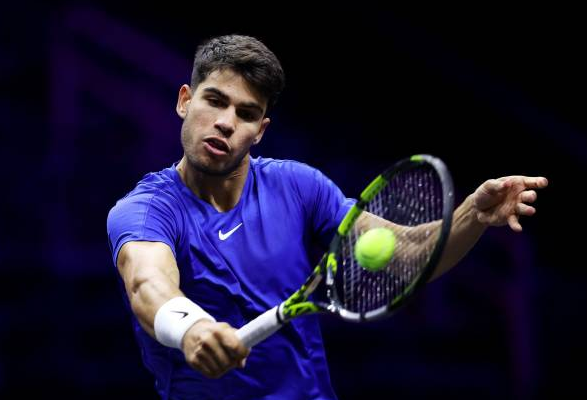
[108, 166, 180, 221]
[250, 156, 338, 207]
[250, 156, 324, 182]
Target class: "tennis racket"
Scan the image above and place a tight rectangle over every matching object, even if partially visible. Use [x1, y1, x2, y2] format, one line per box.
[236, 154, 454, 348]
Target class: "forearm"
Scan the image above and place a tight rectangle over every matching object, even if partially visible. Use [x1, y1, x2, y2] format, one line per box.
[118, 241, 183, 338]
[431, 194, 486, 280]
[128, 273, 184, 337]
[116, 243, 248, 378]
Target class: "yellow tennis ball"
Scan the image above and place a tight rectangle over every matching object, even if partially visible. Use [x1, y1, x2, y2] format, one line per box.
[354, 227, 396, 272]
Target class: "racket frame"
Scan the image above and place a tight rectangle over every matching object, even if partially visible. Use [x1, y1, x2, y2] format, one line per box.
[236, 154, 454, 347]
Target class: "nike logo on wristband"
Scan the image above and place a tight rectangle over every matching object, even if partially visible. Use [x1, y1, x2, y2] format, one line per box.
[171, 311, 189, 319]
[218, 223, 243, 240]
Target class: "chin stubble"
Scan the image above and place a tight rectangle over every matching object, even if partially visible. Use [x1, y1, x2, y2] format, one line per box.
[185, 151, 247, 177]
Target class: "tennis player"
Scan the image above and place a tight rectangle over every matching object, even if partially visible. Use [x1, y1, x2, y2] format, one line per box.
[107, 34, 548, 399]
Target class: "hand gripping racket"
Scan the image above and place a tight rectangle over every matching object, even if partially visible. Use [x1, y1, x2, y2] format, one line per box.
[236, 154, 454, 348]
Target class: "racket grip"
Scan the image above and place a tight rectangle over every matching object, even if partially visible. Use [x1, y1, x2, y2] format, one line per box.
[236, 306, 284, 348]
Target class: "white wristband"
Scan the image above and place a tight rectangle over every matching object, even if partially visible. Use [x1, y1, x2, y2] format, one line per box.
[154, 297, 216, 350]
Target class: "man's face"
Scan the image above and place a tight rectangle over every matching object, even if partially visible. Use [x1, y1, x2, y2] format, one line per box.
[176, 69, 270, 176]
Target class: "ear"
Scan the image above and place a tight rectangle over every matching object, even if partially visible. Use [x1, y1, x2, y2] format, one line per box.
[176, 84, 192, 119]
[253, 117, 270, 145]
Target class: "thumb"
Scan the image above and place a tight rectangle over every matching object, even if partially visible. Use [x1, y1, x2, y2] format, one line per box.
[475, 179, 509, 210]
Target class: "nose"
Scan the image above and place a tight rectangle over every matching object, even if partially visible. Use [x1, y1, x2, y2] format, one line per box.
[214, 108, 236, 137]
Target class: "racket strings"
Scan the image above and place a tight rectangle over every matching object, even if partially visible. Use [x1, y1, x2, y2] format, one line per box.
[340, 166, 444, 315]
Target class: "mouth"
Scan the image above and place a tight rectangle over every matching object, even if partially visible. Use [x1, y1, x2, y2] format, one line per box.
[203, 137, 230, 155]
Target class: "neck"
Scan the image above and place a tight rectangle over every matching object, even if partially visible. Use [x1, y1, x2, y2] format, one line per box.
[176, 155, 250, 212]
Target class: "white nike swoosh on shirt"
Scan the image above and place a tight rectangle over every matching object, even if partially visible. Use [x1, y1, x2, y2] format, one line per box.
[218, 223, 243, 241]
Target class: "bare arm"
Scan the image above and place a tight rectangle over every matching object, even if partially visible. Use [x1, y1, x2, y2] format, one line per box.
[117, 241, 183, 336]
[434, 175, 548, 278]
[430, 194, 486, 279]
[354, 175, 548, 281]
[117, 241, 249, 378]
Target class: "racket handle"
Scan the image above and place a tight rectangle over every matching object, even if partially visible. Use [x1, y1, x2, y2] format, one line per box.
[236, 306, 284, 348]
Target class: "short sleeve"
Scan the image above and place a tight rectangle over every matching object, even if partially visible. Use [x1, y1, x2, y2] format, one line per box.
[291, 163, 356, 248]
[106, 190, 180, 266]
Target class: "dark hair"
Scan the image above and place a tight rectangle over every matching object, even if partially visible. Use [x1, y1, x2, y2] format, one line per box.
[191, 34, 285, 112]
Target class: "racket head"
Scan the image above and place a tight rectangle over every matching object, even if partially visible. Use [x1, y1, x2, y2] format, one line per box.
[327, 154, 454, 322]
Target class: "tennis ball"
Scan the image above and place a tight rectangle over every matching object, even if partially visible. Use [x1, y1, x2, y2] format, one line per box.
[354, 227, 396, 272]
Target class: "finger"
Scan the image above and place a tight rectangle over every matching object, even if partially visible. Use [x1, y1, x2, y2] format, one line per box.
[507, 214, 522, 232]
[239, 357, 248, 369]
[519, 190, 537, 203]
[213, 323, 251, 360]
[475, 179, 511, 211]
[483, 179, 510, 194]
[192, 352, 218, 378]
[222, 331, 251, 359]
[202, 333, 233, 371]
[476, 211, 491, 225]
[515, 203, 536, 217]
[523, 176, 548, 189]
[214, 323, 239, 356]
[211, 327, 251, 370]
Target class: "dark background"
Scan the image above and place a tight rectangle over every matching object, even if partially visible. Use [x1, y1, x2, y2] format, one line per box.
[1, 2, 584, 399]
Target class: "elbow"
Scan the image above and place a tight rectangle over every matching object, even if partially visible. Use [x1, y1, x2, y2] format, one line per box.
[128, 272, 149, 297]
[126, 271, 158, 308]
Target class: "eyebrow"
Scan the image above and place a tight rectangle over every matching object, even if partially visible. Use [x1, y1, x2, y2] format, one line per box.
[202, 87, 265, 115]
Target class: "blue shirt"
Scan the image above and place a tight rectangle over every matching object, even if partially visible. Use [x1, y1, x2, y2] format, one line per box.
[107, 156, 355, 400]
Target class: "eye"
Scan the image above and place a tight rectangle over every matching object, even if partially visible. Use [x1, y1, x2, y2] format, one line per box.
[207, 97, 223, 107]
[237, 109, 258, 122]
